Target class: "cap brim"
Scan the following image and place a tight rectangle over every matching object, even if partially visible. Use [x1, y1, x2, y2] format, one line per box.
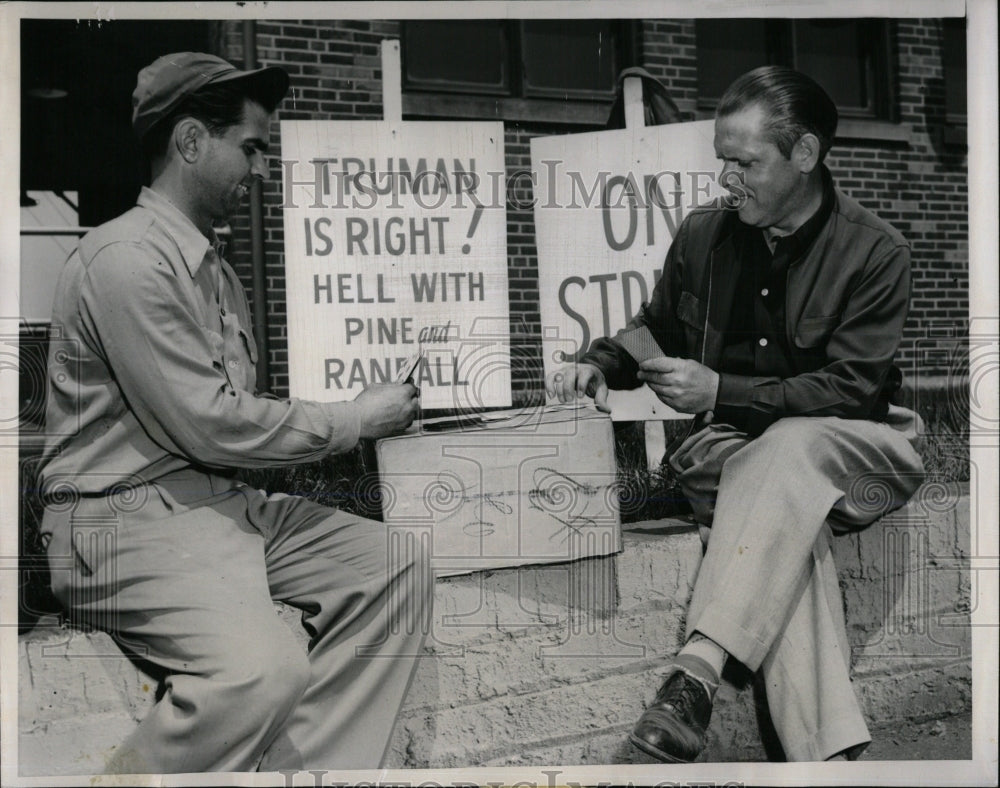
[215, 65, 290, 112]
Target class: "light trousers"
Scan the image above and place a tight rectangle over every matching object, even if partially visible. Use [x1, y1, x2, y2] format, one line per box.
[43, 469, 432, 773]
[668, 407, 925, 761]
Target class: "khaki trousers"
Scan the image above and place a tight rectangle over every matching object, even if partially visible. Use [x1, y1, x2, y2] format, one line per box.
[668, 406, 925, 761]
[42, 470, 432, 773]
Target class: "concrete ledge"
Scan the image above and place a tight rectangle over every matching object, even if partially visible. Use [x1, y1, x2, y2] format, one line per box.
[17, 487, 971, 774]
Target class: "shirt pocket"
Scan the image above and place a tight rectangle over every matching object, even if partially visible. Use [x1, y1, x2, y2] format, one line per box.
[205, 323, 254, 393]
[793, 314, 840, 349]
[205, 328, 228, 373]
[237, 327, 259, 367]
[224, 326, 258, 392]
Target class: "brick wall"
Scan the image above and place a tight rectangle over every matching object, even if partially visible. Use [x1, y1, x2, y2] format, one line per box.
[828, 19, 969, 389]
[220, 17, 968, 400]
[639, 19, 699, 120]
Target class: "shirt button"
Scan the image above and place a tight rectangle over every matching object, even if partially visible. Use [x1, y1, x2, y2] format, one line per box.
[759, 338, 768, 347]
[229, 359, 238, 368]
[761, 288, 769, 297]
[220, 308, 227, 316]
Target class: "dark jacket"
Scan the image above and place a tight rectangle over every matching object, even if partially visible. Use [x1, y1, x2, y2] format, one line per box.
[582, 186, 911, 436]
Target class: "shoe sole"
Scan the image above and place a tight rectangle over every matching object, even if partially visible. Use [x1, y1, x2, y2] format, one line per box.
[628, 733, 694, 764]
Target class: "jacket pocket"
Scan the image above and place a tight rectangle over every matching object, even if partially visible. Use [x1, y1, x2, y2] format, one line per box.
[794, 315, 840, 348]
[677, 290, 706, 329]
[676, 290, 707, 360]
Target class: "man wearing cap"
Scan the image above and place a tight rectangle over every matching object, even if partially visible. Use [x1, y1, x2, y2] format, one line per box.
[38, 53, 428, 773]
[548, 66, 925, 762]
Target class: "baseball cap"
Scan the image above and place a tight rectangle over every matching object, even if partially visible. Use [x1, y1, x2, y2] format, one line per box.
[132, 52, 290, 140]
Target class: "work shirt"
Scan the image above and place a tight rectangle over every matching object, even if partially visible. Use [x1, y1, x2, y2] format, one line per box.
[39, 187, 361, 497]
[714, 172, 836, 429]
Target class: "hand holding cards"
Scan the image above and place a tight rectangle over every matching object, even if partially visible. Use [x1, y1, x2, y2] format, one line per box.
[395, 349, 423, 384]
[636, 356, 720, 414]
[613, 326, 703, 417]
[356, 379, 420, 438]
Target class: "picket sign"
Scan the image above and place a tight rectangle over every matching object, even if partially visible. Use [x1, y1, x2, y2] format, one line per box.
[280, 41, 511, 410]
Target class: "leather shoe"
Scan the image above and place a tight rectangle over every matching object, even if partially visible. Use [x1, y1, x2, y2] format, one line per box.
[629, 666, 713, 763]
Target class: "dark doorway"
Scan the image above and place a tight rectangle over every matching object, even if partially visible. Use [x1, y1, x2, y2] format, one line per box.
[21, 19, 217, 227]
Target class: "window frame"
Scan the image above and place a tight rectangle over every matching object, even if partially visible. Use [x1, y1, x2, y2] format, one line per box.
[400, 19, 638, 124]
[941, 17, 968, 128]
[516, 20, 622, 102]
[694, 19, 898, 124]
[401, 20, 513, 97]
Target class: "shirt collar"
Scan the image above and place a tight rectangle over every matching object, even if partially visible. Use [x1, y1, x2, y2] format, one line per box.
[764, 165, 836, 259]
[137, 186, 223, 277]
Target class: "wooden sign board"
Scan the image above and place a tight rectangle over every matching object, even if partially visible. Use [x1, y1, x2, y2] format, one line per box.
[531, 120, 727, 420]
[281, 120, 511, 410]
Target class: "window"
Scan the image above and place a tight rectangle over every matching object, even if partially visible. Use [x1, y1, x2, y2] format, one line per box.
[402, 20, 634, 122]
[519, 21, 621, 100]
[695, 19, 895, 122]
[404, 21, 511, 95]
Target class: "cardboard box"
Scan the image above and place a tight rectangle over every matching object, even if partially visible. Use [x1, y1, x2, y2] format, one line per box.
[375, 405, 622, 576]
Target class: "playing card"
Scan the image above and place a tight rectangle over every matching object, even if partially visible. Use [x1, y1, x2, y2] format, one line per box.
[395, 350, 423, 384]
[615, 325, 665, 364]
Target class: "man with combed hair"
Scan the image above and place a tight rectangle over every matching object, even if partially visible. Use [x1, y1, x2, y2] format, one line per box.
[547, 65, 924, 762]
[39, 52, 428, 773]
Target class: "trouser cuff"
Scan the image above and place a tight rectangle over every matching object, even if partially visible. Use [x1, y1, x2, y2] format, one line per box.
[782, 716, 871, 762]
[688, 607, 771, 671]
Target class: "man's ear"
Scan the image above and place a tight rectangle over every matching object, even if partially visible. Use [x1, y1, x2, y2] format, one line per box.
[794, 132, 822, 174]
[173, 118, 206, 164]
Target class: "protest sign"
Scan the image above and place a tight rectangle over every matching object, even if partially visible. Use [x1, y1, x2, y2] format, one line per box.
[281, 121, 510, 410]
[532, 120, 727, 420]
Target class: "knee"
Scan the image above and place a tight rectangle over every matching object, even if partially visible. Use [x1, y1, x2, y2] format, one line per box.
[732, 418, 832, 466]
[227, 639, 311, 723]
[757, 416, 830, 449]
[718, 418, 839, 489]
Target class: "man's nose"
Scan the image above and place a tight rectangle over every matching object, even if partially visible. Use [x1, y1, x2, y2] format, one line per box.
[719, 163, 743, 192]
[250, 152, 269, 181]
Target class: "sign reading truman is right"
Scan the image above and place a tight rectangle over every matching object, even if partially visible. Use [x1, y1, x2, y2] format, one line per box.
[532, 120, 728, 420]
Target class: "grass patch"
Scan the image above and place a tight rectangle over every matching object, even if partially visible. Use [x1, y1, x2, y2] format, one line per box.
[238, 444, 381, 519]
[612, 420, 693, 523]
[901, 383, 971, 485]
